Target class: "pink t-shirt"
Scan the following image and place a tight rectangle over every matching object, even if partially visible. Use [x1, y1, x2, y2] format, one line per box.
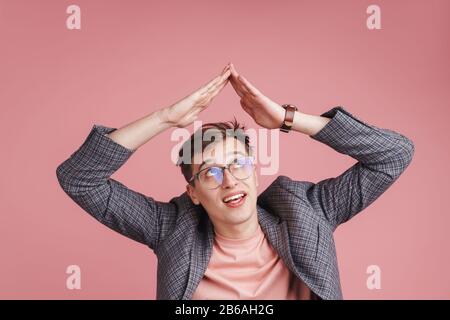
[192, 223, 312, 300]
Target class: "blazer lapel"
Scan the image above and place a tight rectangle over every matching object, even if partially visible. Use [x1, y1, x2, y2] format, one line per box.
[257, 205, 323, 299]
[182, 207, 214, 300]
[257, 205, 299, 275]
[182, 204, 313, 300]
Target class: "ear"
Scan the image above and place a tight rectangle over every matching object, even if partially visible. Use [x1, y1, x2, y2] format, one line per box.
[186, 183, 201, 205]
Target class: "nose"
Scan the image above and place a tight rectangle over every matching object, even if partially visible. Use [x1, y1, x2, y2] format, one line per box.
[221, 168, 238, 189]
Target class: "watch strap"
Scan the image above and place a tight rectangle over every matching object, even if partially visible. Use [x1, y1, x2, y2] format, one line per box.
[280, 104, 298, 133]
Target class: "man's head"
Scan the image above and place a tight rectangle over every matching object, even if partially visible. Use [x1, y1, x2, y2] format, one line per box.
[177, 120, 259, 236]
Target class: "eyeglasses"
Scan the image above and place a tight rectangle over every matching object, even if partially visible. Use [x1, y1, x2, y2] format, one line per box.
[189, 156, 255, 190]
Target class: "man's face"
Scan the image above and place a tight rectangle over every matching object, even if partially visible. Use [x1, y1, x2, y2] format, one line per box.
[186, 137, 259, 229]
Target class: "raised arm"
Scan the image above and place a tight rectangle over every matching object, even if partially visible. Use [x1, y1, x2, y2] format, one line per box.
[107, 64, 232, 150]
[228, 64, 415, 230]
[303, 106, 414, 229]
[56, 64, 232, 249]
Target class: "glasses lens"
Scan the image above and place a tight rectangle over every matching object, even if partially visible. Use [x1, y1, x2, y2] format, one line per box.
[229, 156, 254, 180]
[198, 157, 254, 189]
[199, 166, 223, 189]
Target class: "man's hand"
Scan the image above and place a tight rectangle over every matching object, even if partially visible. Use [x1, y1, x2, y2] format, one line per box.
[228, 63, 285, 129]
[160, 64, 231, 128]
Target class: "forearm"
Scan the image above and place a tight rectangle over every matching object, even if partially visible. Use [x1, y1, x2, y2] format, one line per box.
[304, 106, 414, 228]
[291, 111, 331, 136]
[308, 106, 414, 177]
[107, 108, 173, 151]
[56, 122, 169, 248]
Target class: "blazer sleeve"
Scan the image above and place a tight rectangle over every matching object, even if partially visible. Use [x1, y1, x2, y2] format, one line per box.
[56, 124, 178, 250]
[306, 106, 415, 230]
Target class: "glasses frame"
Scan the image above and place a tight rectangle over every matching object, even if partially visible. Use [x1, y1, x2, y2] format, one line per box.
[188, 156, 255, 190]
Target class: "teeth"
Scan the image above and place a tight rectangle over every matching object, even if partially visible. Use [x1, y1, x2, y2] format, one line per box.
[223, 193, 244, 203]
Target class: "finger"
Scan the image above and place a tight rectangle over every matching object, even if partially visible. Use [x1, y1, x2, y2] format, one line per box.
[229, 79, 245, 98]
[229, 73, 249, 98]
[201, 68, 230, 94]
[204, 69, 230, 95]
[216, 74, 230, 92]
[229, 63, 239, 79]
[214, 67, 231, 86]
[207, 76, 229, 99]
[222, 68, 231, 80]
[201, 79, 229, 106]
[202, 64, 230, 89]
[229, 63, 244, 87]
[238, 75, 260, 96]
[200, 75, 221, 93]
[199, 75, 230, 106]
[230, 64, 257, 94]
[221, 63, 231, 74]
[221, 64, 228, 74]
[229, 64, 250, 97]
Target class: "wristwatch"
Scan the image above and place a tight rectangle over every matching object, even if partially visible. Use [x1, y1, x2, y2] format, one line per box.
[280, 104, 298, 133]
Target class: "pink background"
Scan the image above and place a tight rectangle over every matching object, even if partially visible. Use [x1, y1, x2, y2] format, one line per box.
[1, 0, 449, 299]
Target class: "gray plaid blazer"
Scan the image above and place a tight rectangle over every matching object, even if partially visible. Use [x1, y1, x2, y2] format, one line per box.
[56, 106, 414, 300]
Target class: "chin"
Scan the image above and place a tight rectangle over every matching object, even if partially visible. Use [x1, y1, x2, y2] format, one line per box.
[224, 205, 254, 222]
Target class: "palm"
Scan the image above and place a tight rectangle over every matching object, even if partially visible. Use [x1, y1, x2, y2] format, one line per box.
[162, 63, 285, 130]
[245, 95, 284, 129]
[167, 92, 210, 128]
[163, 65, 231, 128]
[227, 64, 285, 129]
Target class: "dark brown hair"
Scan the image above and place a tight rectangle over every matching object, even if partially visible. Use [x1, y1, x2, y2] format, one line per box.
[177, 118, 251, 185]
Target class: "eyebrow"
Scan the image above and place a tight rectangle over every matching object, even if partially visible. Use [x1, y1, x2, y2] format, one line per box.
[197, 151, 247, 172]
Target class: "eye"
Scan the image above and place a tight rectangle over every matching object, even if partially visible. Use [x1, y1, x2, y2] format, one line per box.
[231, 162, 243, 169]
[232, 157, 250, 168]
[205, 167, 221, 177]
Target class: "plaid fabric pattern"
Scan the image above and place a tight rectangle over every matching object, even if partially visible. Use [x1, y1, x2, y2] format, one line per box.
[56, 106, 414, 300]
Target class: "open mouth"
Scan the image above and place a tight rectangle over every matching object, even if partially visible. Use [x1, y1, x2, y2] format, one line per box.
[222, 192, 247, 208]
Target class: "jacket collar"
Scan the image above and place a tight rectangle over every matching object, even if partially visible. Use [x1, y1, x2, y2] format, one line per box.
[181, 201, 299, 300]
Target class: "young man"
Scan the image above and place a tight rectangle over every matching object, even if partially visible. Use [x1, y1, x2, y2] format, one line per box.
[56, 63, 414, 300]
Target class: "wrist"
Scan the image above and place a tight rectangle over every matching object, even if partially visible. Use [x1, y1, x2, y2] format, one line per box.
[291, 111, 331, 136]
[155, 107, 176, 128]
[291, 111, 305, 133]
